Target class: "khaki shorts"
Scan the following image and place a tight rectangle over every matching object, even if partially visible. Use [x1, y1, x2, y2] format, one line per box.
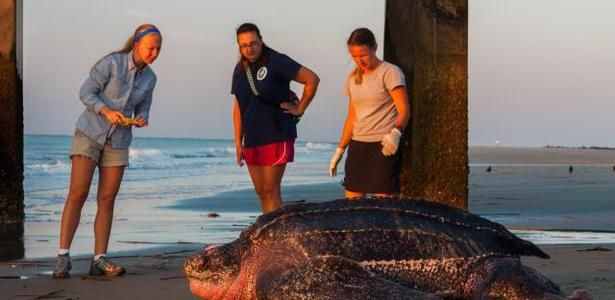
[70, 130, 129, 167]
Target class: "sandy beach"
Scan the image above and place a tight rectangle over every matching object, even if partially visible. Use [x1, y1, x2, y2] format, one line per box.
[523, 244, 615, 299]
[1, 243, 613, 299]
[10, 141, 615, 299]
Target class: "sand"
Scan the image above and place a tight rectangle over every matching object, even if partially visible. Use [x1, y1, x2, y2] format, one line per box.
[8, 146, 615, 298]
[0, 247, 198, 300]
[1, 244, 613, 299]
[523, 244, 615, 299]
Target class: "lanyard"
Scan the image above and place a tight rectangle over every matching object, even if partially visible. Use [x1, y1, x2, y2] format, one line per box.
[105, 124, 117, 141]
[244, 62, 260, 97]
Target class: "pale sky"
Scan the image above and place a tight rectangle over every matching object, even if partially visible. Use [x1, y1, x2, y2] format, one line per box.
[23, 0, 384, 142]
[470, 0, 615, 147]
[24, 1, 615, 146]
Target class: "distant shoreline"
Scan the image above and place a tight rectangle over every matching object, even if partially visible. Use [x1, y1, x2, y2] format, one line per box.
[470, 146, 615, 165]
[545, 145, 615, 151]
[25, 134, 615, 150]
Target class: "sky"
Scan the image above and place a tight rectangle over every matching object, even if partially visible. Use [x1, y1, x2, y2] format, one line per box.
[23, 1, 615, 146]
[470, 0, 615, 147]
[23, 0, 384, 142]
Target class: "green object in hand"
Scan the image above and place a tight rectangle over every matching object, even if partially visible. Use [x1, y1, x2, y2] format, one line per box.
[119, 118, 138, 127]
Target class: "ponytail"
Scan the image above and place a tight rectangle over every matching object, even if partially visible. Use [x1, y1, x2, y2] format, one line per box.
[115, 24, 161, 54]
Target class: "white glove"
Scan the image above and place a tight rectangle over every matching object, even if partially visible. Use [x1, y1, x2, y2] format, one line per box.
[329, 147, 345, 176]
[381, 128, 402, 156]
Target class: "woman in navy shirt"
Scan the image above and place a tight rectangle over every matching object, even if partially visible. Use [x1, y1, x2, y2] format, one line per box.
[231, 23, 319, 213]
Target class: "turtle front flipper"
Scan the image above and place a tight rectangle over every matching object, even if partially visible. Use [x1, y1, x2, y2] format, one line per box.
[256, 255, 441, 300]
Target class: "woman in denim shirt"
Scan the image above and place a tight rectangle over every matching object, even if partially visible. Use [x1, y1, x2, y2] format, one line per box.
[52, 24, 162, 279]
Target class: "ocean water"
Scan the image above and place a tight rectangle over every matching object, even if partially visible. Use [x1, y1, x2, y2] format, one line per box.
[23, 135, 615, 258]
[24, 135, 339, 257]
[25, 135, 334, 208]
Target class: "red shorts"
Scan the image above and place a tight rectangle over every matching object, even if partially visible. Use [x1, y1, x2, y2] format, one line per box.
[242, 140, 295, 166]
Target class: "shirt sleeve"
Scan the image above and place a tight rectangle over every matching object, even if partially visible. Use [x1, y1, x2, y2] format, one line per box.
[274, 53, 302, 81]
[79, 55, 113, 114]
[344, 71, 353, 97]
[231, 64, 240, 96]
[383, 64, 406, 92]
[134, 76, 156, 123]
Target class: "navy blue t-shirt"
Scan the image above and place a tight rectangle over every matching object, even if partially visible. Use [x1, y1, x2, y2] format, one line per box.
[231, 47, 302, 147]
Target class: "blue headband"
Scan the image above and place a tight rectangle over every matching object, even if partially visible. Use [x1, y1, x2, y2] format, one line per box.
[133, 27, 161, 43]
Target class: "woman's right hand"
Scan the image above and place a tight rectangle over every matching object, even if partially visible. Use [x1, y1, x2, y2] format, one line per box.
[329, 147, 346, 176]
[100, 107, 125, 125]
[235, 144, 244, 167]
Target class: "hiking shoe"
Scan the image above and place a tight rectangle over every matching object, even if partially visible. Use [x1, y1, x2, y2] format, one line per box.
[52, 254, 72, 279]
[89, 256, 126, 277]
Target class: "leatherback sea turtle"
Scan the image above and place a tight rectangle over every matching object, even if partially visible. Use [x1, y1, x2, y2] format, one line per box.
[184, 198, 590, 299]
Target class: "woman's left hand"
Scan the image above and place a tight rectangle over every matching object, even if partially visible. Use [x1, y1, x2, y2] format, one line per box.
[280, 101, 303, 117]
[134, 117, 148, 128]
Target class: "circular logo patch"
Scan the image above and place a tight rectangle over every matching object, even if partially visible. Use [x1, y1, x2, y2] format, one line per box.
[256, 67, 268, 80]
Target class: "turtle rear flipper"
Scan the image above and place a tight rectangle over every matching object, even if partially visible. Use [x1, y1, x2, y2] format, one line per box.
[467, 256, 564, 300]
[256, 255, 441, 300]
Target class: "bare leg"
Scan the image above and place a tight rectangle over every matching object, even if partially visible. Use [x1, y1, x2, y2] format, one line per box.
[58, 156, 97, 250]
[248, 164, 286, 213]
[261, 165, 286, 213]
[247, 165, 265, 210]
[93, 165, 125, 255]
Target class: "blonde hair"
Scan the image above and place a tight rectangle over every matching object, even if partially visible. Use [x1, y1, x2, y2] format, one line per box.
[352, 66, 365, 85]
[116, 24, 161, 54]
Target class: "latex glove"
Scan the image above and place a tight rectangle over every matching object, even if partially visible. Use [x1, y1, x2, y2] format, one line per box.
[329, 147, 345, 176]
[381, 128, 402, 156]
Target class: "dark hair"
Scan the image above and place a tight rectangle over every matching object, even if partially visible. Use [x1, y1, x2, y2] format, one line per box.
[347, 28, 377, 84]
[236, 23, 270, 69]
[117, 24, 162, 54]
[236, 23, 263, 40]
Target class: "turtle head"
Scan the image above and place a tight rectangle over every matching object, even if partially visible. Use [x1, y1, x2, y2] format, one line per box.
[185, 243, 241, 299]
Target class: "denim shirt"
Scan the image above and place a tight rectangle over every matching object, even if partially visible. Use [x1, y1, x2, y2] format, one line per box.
[76, 51, 157, 148]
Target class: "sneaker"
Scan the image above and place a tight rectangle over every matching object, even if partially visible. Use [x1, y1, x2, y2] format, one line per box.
[52, 254, 72, 279]
[89, 256, 126, 277]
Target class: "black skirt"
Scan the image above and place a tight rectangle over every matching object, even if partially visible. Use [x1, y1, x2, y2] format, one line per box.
[343, 140, 401, 194]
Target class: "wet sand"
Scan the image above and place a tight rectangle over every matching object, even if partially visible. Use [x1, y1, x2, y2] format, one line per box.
[524, 244, 615, 299]
[8, 146, 615, 298]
